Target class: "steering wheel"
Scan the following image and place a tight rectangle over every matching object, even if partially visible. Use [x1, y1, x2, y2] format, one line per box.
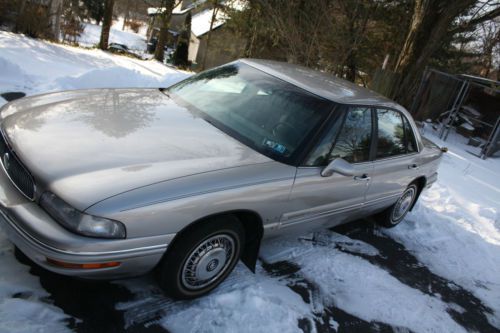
[271, 121, 300, 144]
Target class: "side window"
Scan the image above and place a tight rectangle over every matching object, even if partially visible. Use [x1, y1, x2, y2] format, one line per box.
[332, 107, 372, 163]
[305, 112, 344, 166]
[403, 116, 418, 153]
[376, 109, 405, 158]
[305, 107, 372, 166]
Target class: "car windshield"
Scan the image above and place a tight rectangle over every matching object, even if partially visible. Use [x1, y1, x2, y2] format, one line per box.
[167, 63, 334, 164]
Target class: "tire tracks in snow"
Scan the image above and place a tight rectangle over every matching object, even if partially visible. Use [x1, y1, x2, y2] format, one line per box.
[332, 219, 498, 333]
[261, 219, 497, 332]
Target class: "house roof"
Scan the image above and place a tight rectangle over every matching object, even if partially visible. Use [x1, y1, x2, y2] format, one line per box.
[240, 59, 406, 110]
[147, 7, 166, 16]
[173, 0, 207, 15]
[191, 8, 227, 37]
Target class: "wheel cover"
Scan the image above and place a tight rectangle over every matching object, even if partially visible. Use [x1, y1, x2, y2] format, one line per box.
[391, 187, 416, 222]
[181, 234, 235, 290]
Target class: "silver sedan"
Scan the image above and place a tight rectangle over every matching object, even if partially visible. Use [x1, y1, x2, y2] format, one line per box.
[0, 59, 443, 299]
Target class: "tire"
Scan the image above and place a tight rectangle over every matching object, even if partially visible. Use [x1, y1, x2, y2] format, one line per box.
[157, 215, 245, 300]
[376, 184, 418, 228]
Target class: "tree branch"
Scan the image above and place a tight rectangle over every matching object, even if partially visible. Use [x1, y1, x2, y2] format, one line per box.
[450, 6, 500, 34]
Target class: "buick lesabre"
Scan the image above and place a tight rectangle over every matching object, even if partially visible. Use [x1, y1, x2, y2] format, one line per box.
[0, 59, 443, 299]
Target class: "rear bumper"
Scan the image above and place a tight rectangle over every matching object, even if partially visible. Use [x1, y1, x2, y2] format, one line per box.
[0, 168, 173, 279]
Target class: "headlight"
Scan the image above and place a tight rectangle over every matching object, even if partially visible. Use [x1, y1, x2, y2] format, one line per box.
[40, 192, 126, 239]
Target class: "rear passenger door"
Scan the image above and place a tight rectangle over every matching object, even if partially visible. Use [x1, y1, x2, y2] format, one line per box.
[365, 108, 419, 211]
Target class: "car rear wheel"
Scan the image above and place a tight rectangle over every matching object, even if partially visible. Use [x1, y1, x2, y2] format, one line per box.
[157, 215, 244, 299]
[376, 184, 418, 228]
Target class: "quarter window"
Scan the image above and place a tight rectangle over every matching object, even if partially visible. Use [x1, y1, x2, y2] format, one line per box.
[403, 116, 418, 153]
[376, 109, 406, 158]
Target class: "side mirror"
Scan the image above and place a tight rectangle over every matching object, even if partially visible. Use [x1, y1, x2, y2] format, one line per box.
[321, 158, 355, 177]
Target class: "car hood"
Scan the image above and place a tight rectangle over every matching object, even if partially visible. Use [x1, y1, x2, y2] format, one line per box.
[0, 89, 271, 210]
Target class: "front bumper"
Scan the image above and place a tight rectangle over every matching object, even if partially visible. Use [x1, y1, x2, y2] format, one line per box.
[0, 167, 174, 279]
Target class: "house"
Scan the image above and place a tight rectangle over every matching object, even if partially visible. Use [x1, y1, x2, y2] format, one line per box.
[147, 0, 245, 69]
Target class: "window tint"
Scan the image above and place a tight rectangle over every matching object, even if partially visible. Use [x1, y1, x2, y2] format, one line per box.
[169, 63, 333, 164]
[305, 107, 372, 165]
[376, 109, 405, 158]
[403, 116, 417, 153]
[331, 107, 372, 163]
[305, 112, 344, 166]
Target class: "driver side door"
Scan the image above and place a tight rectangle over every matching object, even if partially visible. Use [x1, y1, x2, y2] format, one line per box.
[281, 106, 374, 232]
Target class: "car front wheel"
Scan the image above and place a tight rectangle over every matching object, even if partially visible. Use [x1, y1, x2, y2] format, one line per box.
[157, 215, 244, 299]
[376, 184, 418, 228]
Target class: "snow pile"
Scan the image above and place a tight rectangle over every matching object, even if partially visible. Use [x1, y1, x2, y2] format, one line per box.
[0, 30, 188, 107]
[0, 57, 33, 93]
[0, 230, 71, 333]
[78, 21, 147, 51]
[161, 266, 311, 333]
[116, 264, 312, 333]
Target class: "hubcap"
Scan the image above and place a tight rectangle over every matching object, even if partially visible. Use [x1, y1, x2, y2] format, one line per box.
[181, 234, 235, 290]
[392, 187, 415, 222]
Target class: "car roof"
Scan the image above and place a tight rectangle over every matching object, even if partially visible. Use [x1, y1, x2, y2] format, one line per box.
[240, 58, 406, 112]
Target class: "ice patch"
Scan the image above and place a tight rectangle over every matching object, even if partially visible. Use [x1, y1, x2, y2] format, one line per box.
[0, 230, 72, 333]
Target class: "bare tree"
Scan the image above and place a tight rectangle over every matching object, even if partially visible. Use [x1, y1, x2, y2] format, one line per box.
[201, 0, 221, 70]
[48, 0, 63, 41]
[153, 0, 177, 62]
[100, 0, 115, 50]
[478, 20, 500, 77]
[392, 0, 500, 106]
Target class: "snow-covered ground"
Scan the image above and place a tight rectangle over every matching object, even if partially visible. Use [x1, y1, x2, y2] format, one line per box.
[77, 19, 147, 52]
[0, 30, 186, 108]
[0, 31, 499, 333]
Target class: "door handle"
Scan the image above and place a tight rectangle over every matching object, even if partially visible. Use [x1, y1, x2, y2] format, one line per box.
[354, 174, 371, 181]
[408, 164, 419, 170]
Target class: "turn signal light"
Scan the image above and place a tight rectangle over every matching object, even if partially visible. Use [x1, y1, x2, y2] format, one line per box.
[46, 258, 121, 269]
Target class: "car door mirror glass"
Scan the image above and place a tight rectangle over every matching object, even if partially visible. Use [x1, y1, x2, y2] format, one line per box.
[321, 158, 355, 177]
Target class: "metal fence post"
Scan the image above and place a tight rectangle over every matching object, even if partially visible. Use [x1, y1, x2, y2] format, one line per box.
[440, 80, 469, 141]
[482, 116, 500, 159]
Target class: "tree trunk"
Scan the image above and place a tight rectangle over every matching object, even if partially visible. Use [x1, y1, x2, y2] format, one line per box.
[99, 0, 115, 50]
[48, 0, 63, 41]
[71, 0, 80, 19]
[201, 4, 218, 70]
[154, 0, 175, 62]
[392, 0, 476, 107]
[15, 0, 27, 32]
[122, 0, 130, 30]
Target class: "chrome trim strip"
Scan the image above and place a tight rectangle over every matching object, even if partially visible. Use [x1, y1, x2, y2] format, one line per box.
[280, 193, 402, 227]
[0, 210, 169, 257]
[363, 193, 402, 206]
[281, 202, 363, 227]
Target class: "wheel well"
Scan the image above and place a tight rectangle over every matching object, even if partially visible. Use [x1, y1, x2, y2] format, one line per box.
[164, 210, 263, 273]
[409, 176, 426, 211]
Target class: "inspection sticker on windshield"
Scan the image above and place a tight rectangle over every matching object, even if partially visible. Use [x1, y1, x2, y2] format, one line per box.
[263, 139, 287, 154]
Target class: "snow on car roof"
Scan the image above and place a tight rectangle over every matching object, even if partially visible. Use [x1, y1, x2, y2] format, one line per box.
[241, 59, 406, 110]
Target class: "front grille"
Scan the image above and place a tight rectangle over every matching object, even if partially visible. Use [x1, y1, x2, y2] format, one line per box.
[0, 131, 35, 200]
